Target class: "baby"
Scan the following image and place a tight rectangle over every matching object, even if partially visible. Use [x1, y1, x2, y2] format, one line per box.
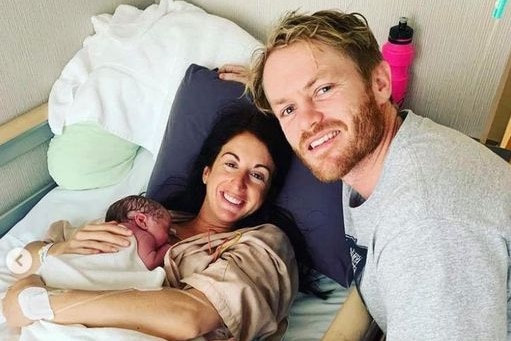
[105, 195, 172, 270]
[36, 195, 171, 291]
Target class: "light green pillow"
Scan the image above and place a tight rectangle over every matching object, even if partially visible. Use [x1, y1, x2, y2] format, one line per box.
[48, 122, 140, 190]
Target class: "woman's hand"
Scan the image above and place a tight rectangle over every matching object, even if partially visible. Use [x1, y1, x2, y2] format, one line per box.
[2, 275, 45, 327]
[13, 222, 133, 278]
[51, 221, 133, 256]
[218, 64, 249, 84]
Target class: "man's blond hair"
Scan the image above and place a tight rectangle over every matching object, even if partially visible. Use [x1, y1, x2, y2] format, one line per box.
[248, 10, 383, 113]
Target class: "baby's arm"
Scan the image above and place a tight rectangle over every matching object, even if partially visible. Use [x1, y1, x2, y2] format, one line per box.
[135, 232, 171, 270]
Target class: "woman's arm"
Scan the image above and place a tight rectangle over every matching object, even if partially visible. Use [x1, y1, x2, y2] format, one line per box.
[3, 275, 222, 340]
[17, 222, 133, 278]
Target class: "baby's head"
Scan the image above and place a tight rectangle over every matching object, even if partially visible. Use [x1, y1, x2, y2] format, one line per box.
[106, 195, 171, 245]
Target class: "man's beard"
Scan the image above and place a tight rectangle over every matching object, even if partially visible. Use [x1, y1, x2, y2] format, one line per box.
[297, 92, 385, 182]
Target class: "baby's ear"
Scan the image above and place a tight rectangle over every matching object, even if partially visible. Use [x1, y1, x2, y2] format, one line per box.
[132, 212, 149, 230]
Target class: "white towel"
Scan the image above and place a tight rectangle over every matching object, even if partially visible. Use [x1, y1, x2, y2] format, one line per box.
[48, 0, 261, 156]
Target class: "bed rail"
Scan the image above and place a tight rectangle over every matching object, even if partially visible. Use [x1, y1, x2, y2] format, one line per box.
[0, 103, 50, 166]
[0, 103, 56, 237]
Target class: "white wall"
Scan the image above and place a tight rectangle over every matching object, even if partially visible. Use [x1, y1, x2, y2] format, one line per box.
[187, 0, 511, 139]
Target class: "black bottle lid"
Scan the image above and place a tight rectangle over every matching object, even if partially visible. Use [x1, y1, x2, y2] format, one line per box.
[388, 17, 414, 44]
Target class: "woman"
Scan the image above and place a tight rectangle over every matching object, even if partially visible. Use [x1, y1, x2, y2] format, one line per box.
[3, 102, 316, 341]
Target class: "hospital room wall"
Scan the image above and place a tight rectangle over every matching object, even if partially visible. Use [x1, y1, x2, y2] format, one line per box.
[0, 0, 154, 232]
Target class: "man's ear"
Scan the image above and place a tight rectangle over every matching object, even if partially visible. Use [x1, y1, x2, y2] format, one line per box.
[371, 60, 392, 105]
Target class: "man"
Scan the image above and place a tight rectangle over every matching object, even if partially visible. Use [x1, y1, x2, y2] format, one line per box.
[246, 10, 511, 341]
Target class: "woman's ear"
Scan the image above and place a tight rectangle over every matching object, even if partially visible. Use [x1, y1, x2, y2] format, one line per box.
[202, 166, 210, 184]
[371, 60, 392, 105]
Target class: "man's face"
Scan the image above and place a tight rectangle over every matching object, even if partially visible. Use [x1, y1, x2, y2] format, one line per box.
[262, 41, 385, 182]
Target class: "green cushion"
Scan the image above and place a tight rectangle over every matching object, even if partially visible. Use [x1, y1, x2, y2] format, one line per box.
[48, 122, 140, 190]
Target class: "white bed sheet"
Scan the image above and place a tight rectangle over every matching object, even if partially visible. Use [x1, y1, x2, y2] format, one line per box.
[0, 148, 346, 340]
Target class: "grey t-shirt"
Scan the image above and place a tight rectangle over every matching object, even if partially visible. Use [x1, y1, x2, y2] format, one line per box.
[344, 110, 511, 340]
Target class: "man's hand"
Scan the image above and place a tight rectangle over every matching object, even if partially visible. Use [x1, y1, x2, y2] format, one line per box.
[218, 64, 249, 84]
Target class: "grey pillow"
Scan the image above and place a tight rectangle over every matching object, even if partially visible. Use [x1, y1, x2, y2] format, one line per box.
[146, 64, 352, 286]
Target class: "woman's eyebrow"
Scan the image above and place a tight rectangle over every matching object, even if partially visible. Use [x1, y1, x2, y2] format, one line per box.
[221, 152, 271, 173]
[254, 164, 271, 174]
[221, 151, 239, 161]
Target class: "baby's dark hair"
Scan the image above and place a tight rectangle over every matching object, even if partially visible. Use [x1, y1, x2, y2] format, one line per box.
[105, 195, 167, 223]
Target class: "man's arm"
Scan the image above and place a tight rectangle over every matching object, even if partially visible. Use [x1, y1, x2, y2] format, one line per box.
[3, 275, 222, 340]
[322, 287, 372, 341]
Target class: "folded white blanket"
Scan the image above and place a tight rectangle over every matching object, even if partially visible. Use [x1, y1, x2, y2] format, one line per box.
[48, 0, 261, 156]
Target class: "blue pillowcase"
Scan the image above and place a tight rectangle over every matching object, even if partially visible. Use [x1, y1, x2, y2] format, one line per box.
[146, 64, 352, 286]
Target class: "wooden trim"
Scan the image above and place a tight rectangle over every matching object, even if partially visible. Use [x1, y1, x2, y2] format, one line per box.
[0, 121, 53, 167]
[0, 181, 56, 237]
[0, 103, 48, 146]
[481, 53, 511, 144]
[502, 116, 511, 150]
[0, 103, 53, 167]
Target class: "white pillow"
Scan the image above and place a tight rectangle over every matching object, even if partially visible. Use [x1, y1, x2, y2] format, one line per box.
[48, 0, 261, 156]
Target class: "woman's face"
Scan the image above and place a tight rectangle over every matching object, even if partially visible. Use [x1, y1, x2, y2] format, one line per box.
[201, 132, 275, 227]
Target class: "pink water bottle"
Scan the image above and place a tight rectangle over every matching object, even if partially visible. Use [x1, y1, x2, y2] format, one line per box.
[381, 17, 415, 107]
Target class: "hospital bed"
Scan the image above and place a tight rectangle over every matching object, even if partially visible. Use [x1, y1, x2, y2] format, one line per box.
[0, 1, 355, 340]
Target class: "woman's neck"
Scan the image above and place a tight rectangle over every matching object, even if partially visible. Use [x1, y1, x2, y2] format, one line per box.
[173, 213, 232, 240]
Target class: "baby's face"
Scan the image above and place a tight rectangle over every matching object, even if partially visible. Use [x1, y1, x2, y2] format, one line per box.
[146, 209, 172, 246]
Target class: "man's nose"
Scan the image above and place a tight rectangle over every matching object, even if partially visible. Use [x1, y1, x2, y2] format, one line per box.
[300, 100, 324, 131]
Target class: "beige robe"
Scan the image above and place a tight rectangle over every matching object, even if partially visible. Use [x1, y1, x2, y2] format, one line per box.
[164, 216, 298, 341]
